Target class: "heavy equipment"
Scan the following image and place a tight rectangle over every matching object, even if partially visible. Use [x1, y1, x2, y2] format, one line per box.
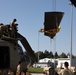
[0, 19, 36, 74]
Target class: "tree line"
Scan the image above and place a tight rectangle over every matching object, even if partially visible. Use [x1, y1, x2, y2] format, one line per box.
[35, 50, 75, 60]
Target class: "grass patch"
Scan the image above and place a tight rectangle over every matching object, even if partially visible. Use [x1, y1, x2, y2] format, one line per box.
[27, 67, 62, 75]
[27, 67, 44, 73]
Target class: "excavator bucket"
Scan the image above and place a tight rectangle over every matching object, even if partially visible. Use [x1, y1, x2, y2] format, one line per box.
[44, 11, 64, 38]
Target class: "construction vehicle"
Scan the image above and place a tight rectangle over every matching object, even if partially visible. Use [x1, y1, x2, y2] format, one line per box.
[0, 19, 37, 74]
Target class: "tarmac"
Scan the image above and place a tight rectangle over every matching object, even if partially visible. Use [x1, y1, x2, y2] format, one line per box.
[30, 73, 46, 75]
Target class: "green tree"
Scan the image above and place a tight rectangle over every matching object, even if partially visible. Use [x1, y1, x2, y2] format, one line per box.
[67, 53, 75, 58]
[54, 52, 59, 58]
[44, 50, 49, 57]
[48, 51, 54, 58]
[38, 51, 45, 59]
[59, 52, 67, 58]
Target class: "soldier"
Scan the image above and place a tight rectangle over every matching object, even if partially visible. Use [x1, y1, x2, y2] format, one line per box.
[60, 62, 72, 75]
[17, 61, 22, 75]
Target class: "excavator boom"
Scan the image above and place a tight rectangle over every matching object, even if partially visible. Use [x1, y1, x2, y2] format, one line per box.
[17, 33, 37, 63]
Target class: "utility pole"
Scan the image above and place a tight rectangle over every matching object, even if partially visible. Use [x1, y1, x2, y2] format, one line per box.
[70, 1, 73, 67]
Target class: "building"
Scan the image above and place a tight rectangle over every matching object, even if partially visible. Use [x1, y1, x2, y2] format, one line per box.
[33, 58, 76, 68]
[33, 58, 58, 68]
